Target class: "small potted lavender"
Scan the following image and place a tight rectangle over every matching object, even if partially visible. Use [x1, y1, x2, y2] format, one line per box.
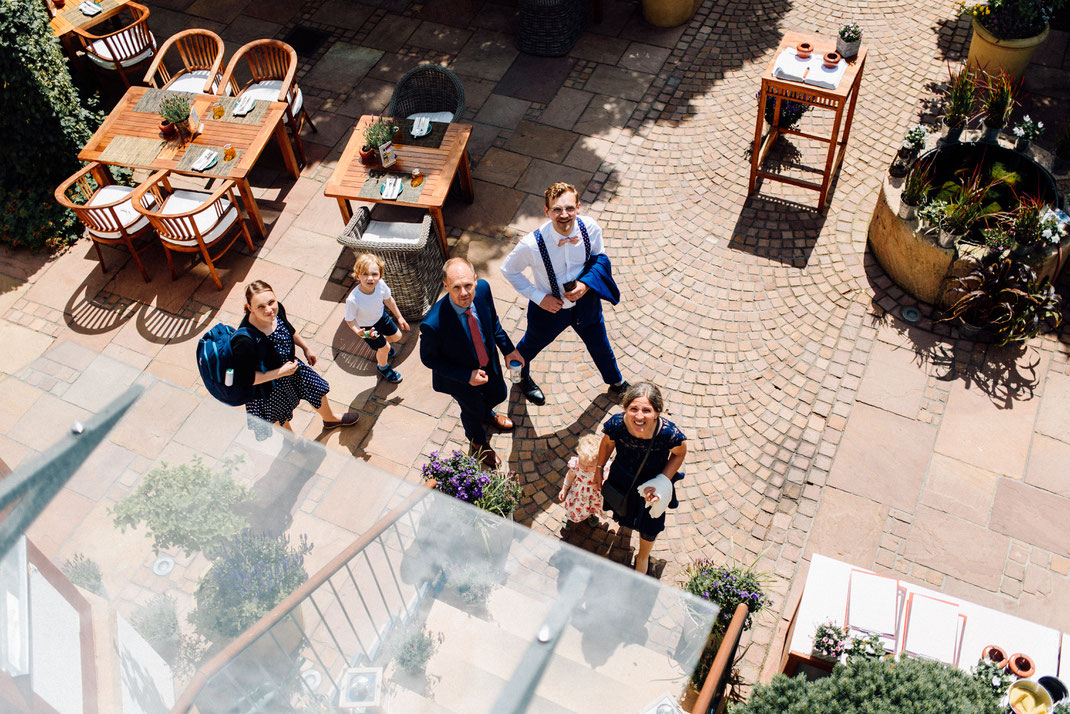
[812, 621, 847, 662]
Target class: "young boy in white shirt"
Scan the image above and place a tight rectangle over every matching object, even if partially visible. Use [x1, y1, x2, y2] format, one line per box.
[344, 253, 409, 383]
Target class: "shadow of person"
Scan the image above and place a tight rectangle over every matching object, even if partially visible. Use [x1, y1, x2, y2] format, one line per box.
[237, 438, 327, 534]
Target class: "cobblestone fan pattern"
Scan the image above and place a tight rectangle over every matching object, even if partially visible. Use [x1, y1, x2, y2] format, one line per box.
[3, 0, 1070, 695]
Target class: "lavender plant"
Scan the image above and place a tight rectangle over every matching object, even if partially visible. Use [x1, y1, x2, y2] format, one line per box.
[422, 450, 491, 504]
[189, 530, 313, 640]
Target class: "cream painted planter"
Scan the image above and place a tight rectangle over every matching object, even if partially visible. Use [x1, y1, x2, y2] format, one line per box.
[641, 0, 698, 27]
[966, 17, 1049, 78]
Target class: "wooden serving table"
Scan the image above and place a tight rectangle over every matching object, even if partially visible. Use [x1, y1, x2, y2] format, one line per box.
[79, 86, 300, 238]
[780, 554, 1062, 678]
[323, 115, 475, 252]
[748, 32, 867, 210]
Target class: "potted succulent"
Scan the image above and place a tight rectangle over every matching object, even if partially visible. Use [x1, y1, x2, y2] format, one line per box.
[361, 115, 398, 165]
[960, 0, 1066, 77]
[837, 23, 862, 58]
[158, 94, 192, 139]
[939, 255, 1063, 344]
[900, 157, 933, 220]
[111, 456, 251, 557]
[982, 225, 1015, 255]
[942, 64, 976, 143]
[978, 71, 1017, 143]
[900, 124, 928, 164]
[918, 198, 949, 236]
[1011, 114, 1044, 152]
[812, 621, 848, 662]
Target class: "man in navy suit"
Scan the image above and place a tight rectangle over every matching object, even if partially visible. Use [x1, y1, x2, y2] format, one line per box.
[419, 257, 524, 468]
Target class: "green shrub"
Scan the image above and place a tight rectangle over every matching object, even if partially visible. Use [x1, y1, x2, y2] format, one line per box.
[189, 530, 312, 641]
[131, 594, 180, 661]
[111, 456, 252, 557]
[62, 553, 104, 595]
[730, 656, 1001, 714]
[0, 0, 102, 250]
[393, 624, 440, 676]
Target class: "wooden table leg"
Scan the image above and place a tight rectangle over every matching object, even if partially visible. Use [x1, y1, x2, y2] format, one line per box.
[429, 207, 448, 253]
[336, 197, 353, 224]
[458, 149, 475, 203]
[819, 103, 845, 209]
[236, 178, 266, 239]
[748, 85, 768, 195]
[274, 120, 301, 180]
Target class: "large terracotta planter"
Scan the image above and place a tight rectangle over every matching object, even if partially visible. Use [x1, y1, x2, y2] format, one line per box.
[641, 0, 697, 27]
[967, 17, 1049, 78]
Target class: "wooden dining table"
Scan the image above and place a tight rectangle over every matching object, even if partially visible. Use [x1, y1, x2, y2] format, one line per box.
[48, 0, 131, 63]
[323, 115, 474, 252]
[79, 85, 300, 238]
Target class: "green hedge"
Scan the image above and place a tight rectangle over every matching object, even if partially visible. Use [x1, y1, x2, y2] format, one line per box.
[0, 0, 101, 250]
[731, 656, 1001, 714]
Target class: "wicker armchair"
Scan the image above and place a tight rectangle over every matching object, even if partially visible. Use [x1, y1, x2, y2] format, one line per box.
[387, 64, 466, 123]
[516, 0, 587, 57]
[336, 207, 445, 321]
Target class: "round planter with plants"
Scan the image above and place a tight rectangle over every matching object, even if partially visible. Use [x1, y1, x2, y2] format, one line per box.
[961, 0, 1059, 78]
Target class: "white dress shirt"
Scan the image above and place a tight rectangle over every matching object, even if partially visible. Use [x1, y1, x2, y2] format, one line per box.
[500, 217, 604, 309]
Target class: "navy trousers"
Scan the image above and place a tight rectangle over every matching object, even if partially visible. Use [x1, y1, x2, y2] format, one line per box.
[450, 374, 507, 445]
[517, 292, 622, 385]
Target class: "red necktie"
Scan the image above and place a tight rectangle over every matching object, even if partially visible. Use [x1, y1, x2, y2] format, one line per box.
[465, 307, 490, 368]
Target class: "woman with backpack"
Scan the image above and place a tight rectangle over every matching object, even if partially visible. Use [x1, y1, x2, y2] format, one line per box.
[233, 280, 359, 440]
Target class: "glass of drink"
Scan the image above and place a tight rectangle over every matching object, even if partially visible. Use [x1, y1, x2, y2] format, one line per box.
[212, 101, 224, 120]
[508, 360, 522, 383]
[223, 144, 235, 162]
[410, 168, 424, 187]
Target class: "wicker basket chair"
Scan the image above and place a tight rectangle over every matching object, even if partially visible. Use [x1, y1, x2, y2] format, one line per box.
[73, 1, 157, 88]
[54, 162, 158, 283]
[131, 170, 254, 290]
[218, 39, 316, 166]
[143, 29, 225, 94]
[336, 206, 445, 321]
[387, 64, 466, 123]
[516, 0, 587, 57]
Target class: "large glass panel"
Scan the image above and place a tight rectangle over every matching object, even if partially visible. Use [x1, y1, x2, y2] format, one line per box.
[1, 349, 717, 713]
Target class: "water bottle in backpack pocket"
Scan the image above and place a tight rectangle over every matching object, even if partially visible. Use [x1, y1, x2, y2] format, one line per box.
[197, 323, 261, 406]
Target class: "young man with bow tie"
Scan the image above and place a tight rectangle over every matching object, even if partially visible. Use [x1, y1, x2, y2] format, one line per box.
[500, 182, 628, 406]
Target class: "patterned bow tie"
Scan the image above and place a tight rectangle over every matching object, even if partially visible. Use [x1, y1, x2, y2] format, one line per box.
[557, 236, 580, 247]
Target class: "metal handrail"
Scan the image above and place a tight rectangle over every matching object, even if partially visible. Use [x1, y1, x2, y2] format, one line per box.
[170, 481, 435, 713]
[691, 603, 749, 714]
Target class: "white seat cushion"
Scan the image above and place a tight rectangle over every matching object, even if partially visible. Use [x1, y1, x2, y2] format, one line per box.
[407, 111, 454, 123]
[362, 219, 424, 246]
[167, 70, 219, 94]
[87, 30, 156, 68]
[85, 185, 153, 238]
[159, 190, 238, 246]
[241, 80, 302, 115]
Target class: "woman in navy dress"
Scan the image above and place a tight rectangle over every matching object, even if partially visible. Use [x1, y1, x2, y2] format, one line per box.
[596, 382, 687, 574]
[232, 280, 359, 440]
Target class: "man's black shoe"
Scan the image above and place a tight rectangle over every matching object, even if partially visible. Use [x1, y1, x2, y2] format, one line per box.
[608, 380, 630, 397]
[520, 376, 545, 406]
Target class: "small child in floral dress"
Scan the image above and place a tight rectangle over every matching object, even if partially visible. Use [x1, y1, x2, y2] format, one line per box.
[558, 434, 603, 526]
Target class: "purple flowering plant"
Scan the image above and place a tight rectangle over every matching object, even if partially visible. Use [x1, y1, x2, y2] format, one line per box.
[189, 529, 313, 640]
[422, 450, 492, 504]
[812, 621, 848, 659]
[682, 558, 771, 636]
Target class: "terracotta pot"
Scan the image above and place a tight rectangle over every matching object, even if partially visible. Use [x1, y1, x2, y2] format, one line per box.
[967, 16, 1049, 78]
[1008, 652, 1035, 678]
[159, 120, 176, 138]
[823, 51, 841, 69]
[359, 145, 376, 165]
[795, 42, 813, 59]
[53, 0, 65, 7]
[982, 644, 1008, 667]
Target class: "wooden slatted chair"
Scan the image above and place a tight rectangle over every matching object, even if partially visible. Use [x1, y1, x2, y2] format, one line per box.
[130, 170, 254, 290]
[218, 39, 315, 166]
[143, 28, 225, 95]
[73, 1, 157, 89]
[54, 162, 158, 283]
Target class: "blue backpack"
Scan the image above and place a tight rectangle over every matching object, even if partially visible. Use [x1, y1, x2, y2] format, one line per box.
[197, 324, 260, 406]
